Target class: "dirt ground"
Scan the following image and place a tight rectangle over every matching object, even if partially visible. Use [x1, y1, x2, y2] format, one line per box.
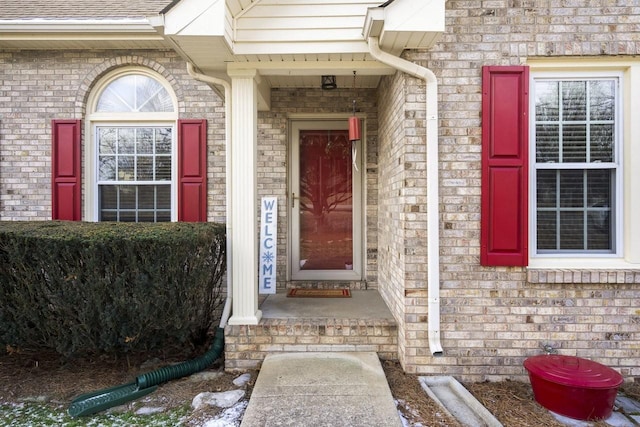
[1, 347, 638, 426]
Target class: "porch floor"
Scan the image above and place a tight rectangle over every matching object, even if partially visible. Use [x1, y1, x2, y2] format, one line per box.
[259, 290, 395, 320]
[224, 290, 398, 370]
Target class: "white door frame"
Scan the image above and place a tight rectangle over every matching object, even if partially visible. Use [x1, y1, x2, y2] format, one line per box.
[289, 119, 364, 281]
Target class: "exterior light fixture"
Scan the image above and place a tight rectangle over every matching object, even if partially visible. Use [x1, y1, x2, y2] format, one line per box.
[321, 75, 337, 90]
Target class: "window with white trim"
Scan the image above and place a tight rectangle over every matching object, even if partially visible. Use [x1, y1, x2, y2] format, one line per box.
[532, 74, 620, 255]
[88, 70, 178, 222]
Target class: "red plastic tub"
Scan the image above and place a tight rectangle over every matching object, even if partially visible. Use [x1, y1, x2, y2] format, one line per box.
[524, 355, 623, 421]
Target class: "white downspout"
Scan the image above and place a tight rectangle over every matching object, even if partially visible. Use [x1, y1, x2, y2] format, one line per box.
[368, 36, 443, 356]
[186, 63, 233, 328]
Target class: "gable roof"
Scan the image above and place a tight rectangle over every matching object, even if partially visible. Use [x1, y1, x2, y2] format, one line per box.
[0, 0, 172, 19]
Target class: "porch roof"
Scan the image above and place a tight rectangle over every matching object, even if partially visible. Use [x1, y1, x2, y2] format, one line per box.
[0, 0, 444, 89]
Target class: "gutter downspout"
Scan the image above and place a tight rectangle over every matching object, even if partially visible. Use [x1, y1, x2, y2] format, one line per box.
[368, 36, 443, 356]
[186, 63, 233, 328]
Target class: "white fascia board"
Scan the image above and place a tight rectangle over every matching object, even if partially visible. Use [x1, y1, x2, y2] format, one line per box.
[363, 7, 385, 38]
[163, 0, 225, 36]
[227, 60, 394, 76]
[0, 19, 158, 34]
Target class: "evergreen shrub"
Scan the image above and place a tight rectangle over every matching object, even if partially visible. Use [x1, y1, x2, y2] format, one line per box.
[0, 221, 226, 356]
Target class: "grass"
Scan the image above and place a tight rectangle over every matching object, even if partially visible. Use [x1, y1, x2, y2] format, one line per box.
[0, 403, 190, 426]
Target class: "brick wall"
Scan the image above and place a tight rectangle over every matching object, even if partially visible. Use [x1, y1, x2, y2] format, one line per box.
[376, 1, 640, 380]
[0, 49, 226, 222]
[377, 71, 411, 364]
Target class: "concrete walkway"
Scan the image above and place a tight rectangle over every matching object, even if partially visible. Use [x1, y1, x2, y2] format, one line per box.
[240, 352, 402, 427]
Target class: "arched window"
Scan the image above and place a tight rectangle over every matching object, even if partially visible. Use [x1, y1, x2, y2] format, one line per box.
[87, 69, 178, 222]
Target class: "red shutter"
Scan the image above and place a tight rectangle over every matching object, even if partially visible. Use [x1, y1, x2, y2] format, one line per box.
[178, 119, 207, 222]
[51, 120, 81, 221]
[481, 66, 529, 266]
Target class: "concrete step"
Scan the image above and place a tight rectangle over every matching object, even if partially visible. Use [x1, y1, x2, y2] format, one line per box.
[240, 352, 402, 427]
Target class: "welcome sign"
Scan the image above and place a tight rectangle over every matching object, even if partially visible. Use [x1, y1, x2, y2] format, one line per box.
[259, 197, 277, 294]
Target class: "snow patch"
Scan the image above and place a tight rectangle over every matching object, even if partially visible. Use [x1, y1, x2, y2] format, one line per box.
[192, 390, 245, 410]
[232, 373, 251, 387]
[135, 406, 166, 415]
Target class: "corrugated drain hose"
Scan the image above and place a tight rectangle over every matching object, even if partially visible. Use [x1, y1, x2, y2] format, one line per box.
[68, 327, 225, 417]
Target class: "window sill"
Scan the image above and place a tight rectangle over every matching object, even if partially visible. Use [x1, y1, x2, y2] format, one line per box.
[527, 268, 640, 284]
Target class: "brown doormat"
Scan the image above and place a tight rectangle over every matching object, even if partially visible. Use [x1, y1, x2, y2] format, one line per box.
[286, 288, 351, 298]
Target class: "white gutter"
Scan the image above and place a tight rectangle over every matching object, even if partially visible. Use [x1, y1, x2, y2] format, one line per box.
[0, 18, 158, 33]
[368, 36, 443, 356]
[186, 63, 233, 329]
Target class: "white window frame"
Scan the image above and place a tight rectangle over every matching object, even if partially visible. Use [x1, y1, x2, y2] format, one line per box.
[528, 60, 640, 269]
[85, 67, 179, 222]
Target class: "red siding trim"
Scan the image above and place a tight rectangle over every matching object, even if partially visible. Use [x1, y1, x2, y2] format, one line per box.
[178, 119, 207, 222]
[481, 66, 529, 266]
[51, 120, 81, 221]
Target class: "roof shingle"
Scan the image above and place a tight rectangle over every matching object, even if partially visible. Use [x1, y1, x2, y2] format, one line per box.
[0, 0, 174, 20]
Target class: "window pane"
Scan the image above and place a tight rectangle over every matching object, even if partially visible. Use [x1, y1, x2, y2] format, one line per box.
[100, 185, 117, 209]
[137, 156, 153, 180]
[536, 170, 556, 208]
[120, 187, 136, 209]
[559, 211, 583, 250]
[590, 124, 614, 162]
[101, 211, 117, 221]
[138, 128, 154, 154]
[559, 170, 584, 208]
[157, 186, 171, 209]
[535, 81, 559, 121]
[98, 128, 116, 154]
[587, 169, 612, 251]
[138, 212, 156, 222]
[118, 128, 135, 154]
[119, 211, 136, 222]
[562, 81, 587, 121]
[587, 170, 611, 207]
[536, 124, 559, 162]
[156, 211, 171, 222]
[587, 211, 611, 250]
[156, 128, 172, 154]
[562, 124, 586, 162]
[97, 75, 136, 112]
[99, 156, 116, 181]
[137, 76, 174, 112]
[96, 74, 174, 113]
[156, 156, 171, 181]
[138, 186, 155, 209]
[589, 80, 615, 121]
[537, 211, 556, 250]
[118, 156, 135, 181]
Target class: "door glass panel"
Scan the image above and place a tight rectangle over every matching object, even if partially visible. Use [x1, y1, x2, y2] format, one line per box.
[298, 129, 353, 270]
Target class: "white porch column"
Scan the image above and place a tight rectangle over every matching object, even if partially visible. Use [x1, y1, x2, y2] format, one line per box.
[227, 69, 262, 325]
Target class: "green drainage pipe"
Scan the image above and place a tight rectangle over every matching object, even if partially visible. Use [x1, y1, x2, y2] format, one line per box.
[68, 327, 225, 417]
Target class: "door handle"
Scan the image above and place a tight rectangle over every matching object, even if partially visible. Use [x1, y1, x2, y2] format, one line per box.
[291, 192, 299, 208]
